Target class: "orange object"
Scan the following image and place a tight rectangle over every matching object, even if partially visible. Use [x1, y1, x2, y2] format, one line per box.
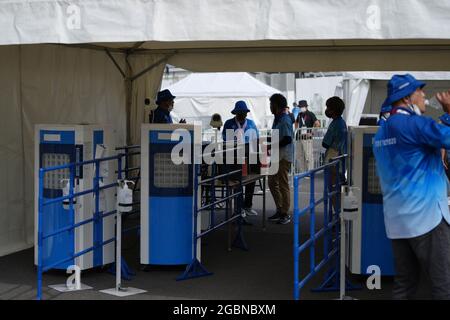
[242, 158, 248, 176]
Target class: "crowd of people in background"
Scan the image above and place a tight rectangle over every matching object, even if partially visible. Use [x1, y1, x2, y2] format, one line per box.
[148, 88, 348, 226]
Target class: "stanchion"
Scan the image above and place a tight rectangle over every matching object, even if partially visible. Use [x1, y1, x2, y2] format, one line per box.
[100, 181, 146, 297]
[339, 185, 360, 300]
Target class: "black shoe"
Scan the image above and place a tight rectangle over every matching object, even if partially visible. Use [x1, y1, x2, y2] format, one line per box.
[241, 217, 253, 226]
[277, 214, 291, 225]
[268, 212, 282, 221]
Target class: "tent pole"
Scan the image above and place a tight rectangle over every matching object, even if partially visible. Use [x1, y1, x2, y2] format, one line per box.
[129, 53, 176, 82]
[105, 49, 127, 79]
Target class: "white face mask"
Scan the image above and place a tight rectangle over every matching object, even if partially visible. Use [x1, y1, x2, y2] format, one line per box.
[409, 104, 422, 116]
[300, 107, 307, 113]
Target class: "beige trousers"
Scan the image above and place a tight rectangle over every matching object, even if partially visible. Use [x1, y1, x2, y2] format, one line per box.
[268, 159, 291, 215]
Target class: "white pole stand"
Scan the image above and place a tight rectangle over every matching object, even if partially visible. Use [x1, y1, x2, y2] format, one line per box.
[100, 207, 146, 297]
[339, 185, 359, 301]
[48, 265, 93, 293]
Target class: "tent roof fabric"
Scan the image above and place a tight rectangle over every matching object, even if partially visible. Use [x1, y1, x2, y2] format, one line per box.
[164, 72, 280, 97]
[2, 1, 450, 71]
[2, 0, 450, 45]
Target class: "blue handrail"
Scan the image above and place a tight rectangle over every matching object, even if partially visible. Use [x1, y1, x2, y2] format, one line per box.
[37, 154, 125, 300]
[176, 163, 245, 281]
[293, 154, 347, 300]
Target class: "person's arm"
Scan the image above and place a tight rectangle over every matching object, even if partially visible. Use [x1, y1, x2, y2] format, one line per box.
[313, 120, 321, 128]
[412, 116, 450, 150]
[322, 122, 336, 149]
[279, 136, 292, 147]
[222, 120, 229, 141]
[274, 121, 293, 147]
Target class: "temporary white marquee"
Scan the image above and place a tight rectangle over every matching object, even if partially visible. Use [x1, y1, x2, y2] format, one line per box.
[165, 72, 279, 128]
[1, 0, 450, 256]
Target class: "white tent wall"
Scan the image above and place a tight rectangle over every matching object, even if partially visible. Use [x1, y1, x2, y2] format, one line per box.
[170, 96, 273, 129]
[0, 45, 27, 256]
[0, 44, 127, 256]
[343, 79, 371, 127]
[129, 54, 167, 145]
[295, 77, 343, 116]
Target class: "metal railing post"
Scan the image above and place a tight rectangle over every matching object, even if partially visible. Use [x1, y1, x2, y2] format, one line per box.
[293, 176, 300, 300]
[37, 169, 44, 300]
[309, 172, 315, 274]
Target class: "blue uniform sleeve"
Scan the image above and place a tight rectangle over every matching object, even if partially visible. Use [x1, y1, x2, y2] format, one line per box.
[322, 121, 336, 149]
[412, 116, 450, 150]
[245, 120, 259, 140]
[222, 119, 233, 141]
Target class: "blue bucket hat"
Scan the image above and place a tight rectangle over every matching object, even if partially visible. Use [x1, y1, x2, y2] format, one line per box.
[383, 73, 426, 107]
[156, 89, 176, 105]
[231, 100, 250, 114]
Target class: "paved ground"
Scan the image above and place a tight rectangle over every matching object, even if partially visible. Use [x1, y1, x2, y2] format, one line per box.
[0, 177, 431, 300]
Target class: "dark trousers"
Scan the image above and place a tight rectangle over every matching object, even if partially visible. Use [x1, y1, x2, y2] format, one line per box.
[243, 182, 256, 209]
[391, 219, 450, 300]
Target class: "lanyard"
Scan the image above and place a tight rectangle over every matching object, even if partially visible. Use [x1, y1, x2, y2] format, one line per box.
[390, 106, 415, 116]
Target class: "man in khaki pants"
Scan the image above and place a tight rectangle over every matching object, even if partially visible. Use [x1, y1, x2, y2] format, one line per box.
[267, 94, 294, 225]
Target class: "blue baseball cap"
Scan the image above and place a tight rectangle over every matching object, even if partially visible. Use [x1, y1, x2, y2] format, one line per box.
[231, 100, 250, 114]
[383, 74, 426, 107]
[156, 89, 176, 105]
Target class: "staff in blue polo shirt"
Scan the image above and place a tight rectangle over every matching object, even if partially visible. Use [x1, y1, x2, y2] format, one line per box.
[222, 101, 259, 218]
[150, 89, 186, 124]
[267, 94, 294, 225]
[373, 74, 450, 299]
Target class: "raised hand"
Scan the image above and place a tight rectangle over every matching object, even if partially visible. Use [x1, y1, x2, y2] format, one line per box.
[436, 90, 450, 114]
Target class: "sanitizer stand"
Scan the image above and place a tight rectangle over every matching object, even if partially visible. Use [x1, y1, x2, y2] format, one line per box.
[100, 181, 147, 297]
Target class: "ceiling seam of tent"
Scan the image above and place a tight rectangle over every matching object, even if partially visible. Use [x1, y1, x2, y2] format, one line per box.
[129, 44, 450, 55]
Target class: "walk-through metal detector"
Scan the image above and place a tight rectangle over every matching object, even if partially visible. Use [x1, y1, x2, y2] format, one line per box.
[347, 126, 395, 276]
[140, 124, 201, 265]
[34, 124, 115, 270]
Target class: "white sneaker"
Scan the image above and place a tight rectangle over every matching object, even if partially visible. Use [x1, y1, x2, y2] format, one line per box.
[244, 208, 258, 216]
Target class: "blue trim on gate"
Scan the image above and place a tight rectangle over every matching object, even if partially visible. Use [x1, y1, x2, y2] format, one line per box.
[40, 130, 75, 144]
[148, 196, 193, 265]
[93, 130, 104, 267]
[293, 156, 346, 300]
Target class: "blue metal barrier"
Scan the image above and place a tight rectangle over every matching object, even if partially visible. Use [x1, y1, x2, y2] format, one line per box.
[37, 154, 124, 300]
[176, 161, 245, 281]
[293, 155, 347, 300]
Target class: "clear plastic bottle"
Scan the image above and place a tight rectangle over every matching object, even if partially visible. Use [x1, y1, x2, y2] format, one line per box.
[425, 96, 443, 110]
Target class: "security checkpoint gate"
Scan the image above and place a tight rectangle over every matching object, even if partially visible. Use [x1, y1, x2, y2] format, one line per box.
[140, 124, 202, 265]
[34, 124, 115, 271]
[347, 126, 395, 275]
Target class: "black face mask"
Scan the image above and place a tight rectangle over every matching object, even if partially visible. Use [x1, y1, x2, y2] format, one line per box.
[325, 109, 333, 118]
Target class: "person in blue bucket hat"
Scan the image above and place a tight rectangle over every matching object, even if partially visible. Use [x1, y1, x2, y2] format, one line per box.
[150, 89, 186, 124]
[222, 100, 260, 221]
[373, 74, 450, 299]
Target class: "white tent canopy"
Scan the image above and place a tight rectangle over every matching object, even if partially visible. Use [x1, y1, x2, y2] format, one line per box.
[165, 72, 279, 128]
[2, 0, 450, 256]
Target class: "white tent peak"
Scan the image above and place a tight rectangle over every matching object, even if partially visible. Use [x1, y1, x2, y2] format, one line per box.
[164, 72, 280, 97]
